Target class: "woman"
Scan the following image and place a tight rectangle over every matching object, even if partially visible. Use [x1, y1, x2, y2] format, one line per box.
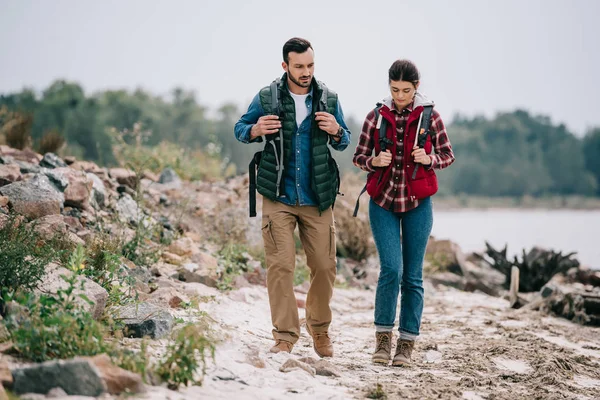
[353, 59, 455, 366]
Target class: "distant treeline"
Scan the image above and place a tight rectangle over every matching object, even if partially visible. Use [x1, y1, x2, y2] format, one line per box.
[1, 80, 599, 197]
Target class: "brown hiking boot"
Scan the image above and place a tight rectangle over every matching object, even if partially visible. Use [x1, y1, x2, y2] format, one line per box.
[306, 324, 333, 358]
[269, 340, 293, 354]
[372, 332, 393, 364]
[392, 338, 415, 366]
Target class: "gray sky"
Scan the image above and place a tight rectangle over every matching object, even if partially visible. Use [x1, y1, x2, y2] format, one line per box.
[1, 0, 599, 135]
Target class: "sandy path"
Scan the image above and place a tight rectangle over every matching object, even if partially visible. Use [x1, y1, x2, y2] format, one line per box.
[137, 281, 600, 400]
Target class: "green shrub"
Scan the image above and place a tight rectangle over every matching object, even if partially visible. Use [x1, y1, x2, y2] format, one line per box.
[0, 216, 61, 293]
[156, 324, 216, 389]
[4, 256, 109, 362]
[110, 123, 223, 181]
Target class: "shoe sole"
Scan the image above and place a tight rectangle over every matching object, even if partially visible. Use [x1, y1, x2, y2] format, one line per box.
[372, 358, 390, 365]
[391, 360, 410, 367]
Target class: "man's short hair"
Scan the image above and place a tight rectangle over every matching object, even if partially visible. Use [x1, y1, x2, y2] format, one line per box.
[283, 37, 313, 64]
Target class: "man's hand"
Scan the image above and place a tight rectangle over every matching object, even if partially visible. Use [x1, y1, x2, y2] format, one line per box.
[251, 115, 282, 139]
[315, 111, 340, 135]
[411, 148, 432, 165]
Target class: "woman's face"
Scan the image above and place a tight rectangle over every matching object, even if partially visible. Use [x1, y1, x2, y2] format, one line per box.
[390, 80, 419, 110]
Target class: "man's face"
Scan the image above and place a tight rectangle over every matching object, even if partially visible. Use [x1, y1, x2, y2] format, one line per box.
[283, 49, 315, 89]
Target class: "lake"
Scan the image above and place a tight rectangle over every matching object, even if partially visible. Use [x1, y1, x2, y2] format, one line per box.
[432, 209, 600, 269]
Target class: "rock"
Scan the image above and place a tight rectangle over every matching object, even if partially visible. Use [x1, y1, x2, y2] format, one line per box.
[181, 282, 220, 299]
[142, 171, 159, 182]
[0, 145, 41, 164]
[423, 350, 443, 364]
[425, 238, 467, 275]
[70, 161, 103, 175]
[0, 174, 63, 219]
[158, 168, 182, 190]
[0, 359, 12, 386]
[63, 170, 93, 210]
[11, 358, 106, 396]
[63, 215, 83, 231]
[298, 357, 341, 377]
[167, 237, 196, 257]
[15, 160, 40, 174]
[244, 265, 267, 286]
[177, 262, 219, 288]
[86, 173, 106, 207]
[0, 196, 8, 208]
[109, 168, 138, 189]
[158, 167, 181, 184]
[42, 168, 69, 191]
[66, 231, 86, 247]
[64, 156, 76, 165]
[38, 265, 108, 320]
[46, 387, 68, 397]
[279, 359, 315, 376]
[27, 214, 67, 239]
[244, 349, 266, 369]
[0, 322, 9, 343]
[0, 384, 7, 400]
[162, 251, 184, 266]
[115, 302, 173, 339]
[233, 274, 251, 289]
[296, 297, 306, 309]
[115, 194, 141, 224]
[39, 153, 67, 169]
[0, 164, 21, 186]
[147, 287, 190, 309]
[85, 354, 145, 394]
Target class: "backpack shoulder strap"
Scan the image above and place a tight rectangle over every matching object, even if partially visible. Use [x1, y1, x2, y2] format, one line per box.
[270, 78, 281, 116]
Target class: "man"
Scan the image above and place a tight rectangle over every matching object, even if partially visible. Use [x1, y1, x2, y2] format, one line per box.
[234, 37, 351, 357]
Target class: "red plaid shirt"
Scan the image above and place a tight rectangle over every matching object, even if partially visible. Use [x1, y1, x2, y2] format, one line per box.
[353, 100, 455, 213]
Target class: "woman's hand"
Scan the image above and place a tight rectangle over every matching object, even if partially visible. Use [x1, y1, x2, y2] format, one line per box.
[411, 148, 432, 165]
[372, 150, 392, 167]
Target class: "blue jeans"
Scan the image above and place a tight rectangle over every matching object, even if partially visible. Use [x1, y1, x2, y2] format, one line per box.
[369, 197, 433, 336]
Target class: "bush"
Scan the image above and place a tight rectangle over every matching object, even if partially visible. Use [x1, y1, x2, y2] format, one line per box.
[334, 200, 376, 261]
[0, 216, 61, 293]
[0, 108, 33, 150]
[4, 254, 109, 361]
[38, 129, 66, 155]
[216, 243, 250, 291]
[156, 324, 216, 389]
[110, 123, 223, 181]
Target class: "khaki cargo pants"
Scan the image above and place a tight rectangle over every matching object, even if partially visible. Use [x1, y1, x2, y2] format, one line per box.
[262, 197, 337, 344]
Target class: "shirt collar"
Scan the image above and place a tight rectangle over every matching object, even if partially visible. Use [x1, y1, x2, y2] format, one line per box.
[391, 100, 413, 115]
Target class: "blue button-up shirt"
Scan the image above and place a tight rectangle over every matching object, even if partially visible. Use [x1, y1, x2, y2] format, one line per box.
[235, 89, 350, 207]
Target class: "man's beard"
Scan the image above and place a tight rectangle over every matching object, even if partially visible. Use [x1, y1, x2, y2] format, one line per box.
[289, 72, 311, 88]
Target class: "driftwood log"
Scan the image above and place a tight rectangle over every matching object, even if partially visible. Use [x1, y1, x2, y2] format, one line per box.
[472, 242, 580, 293]
[539, 285, 600, 326]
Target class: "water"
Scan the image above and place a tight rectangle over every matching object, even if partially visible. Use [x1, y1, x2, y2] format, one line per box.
[431, 209, 600, 269]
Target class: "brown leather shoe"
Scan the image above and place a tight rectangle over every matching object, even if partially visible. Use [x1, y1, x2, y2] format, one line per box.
[269, 340, 293, 354]
[306, 324, 333, 358]
[392, 338, 415, 366]
[372, 332, 393, 364]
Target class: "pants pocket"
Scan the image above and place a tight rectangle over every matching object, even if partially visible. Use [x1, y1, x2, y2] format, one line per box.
[329, 224, 336, 259]
[262, 219, 278, 252]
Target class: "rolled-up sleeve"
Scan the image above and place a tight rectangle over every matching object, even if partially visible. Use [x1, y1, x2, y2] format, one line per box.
[329, 99, 351, 151]
[234, 93, 265, 144]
